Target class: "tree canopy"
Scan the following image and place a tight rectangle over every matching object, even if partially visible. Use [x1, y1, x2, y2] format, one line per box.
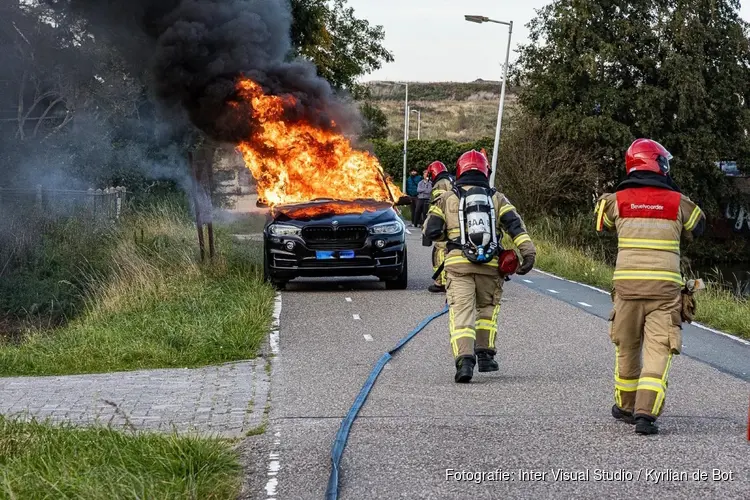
[515, 0, 750, 213]
[290, 0, 393, 96]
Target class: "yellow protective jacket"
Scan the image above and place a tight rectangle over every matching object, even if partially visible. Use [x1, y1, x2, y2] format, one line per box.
[430, 175, 454, 251]
[431, 176, 453, 201]
[596, 185, 705, 299]
[423, 185, 536, 275]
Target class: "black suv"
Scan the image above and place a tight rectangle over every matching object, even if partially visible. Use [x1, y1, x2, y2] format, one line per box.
[262, 199, 407, 289]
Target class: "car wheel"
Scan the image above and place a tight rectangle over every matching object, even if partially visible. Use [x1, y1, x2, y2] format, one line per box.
[385, 248, 408, 290]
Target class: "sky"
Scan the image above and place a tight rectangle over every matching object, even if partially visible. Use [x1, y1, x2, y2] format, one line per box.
[347, 0, 750, 82]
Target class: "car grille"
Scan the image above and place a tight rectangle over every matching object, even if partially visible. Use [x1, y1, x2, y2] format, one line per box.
[302, 225, 368, 249]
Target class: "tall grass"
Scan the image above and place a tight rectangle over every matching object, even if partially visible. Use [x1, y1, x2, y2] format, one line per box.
[0, 200, 276, 376]
[0, 416, 241, 499]
[527, 217, 750, 339]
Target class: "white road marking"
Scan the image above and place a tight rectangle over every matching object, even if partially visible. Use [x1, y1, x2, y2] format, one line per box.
[353, 314, 361, 320]
[578, 302, 592, 307]
[534, 269, 610, 295]
[265, 444, 280, 498]
[523, 279, 534, 283]
[534, 268, 750, 346]
[547, 289, 559, 294]
[269, 293, 282, 356]
[265, 294, 282, 499]
[405, 228, 412, 234]
[363, 334, 373, 341]
[692, 322, 750, 346]
[345, 297, 352, 302]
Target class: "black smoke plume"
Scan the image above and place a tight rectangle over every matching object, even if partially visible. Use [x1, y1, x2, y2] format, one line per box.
[51, 0, 354, 142]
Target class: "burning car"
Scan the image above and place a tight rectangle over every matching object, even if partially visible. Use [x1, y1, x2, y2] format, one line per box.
[230, 77, 410, 288]
[262, 198, 408, 290]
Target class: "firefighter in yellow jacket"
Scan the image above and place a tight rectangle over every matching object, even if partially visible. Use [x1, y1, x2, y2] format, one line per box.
[596, 138, 705, 435]
[425, 161, 453, 293]
[423, 150, 536, 382]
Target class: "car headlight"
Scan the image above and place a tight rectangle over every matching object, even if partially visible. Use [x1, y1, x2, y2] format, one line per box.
[268, 224, 301, 236]
[369, 221, 404, 235]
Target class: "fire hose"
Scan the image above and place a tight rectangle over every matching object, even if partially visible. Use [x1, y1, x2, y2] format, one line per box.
[325, 304, 449, 500]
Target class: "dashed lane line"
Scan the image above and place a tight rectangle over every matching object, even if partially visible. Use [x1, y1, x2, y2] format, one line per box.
[363, 334, 374, 342]
[531, 269, 750, 346]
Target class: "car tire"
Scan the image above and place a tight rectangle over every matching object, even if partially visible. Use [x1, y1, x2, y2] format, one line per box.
[385, 248, 408, 290]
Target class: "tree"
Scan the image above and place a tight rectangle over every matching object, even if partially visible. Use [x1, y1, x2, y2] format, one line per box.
[515, 0, 750, 214]
[290, 0, 393, 95]
[360, 102, 387, 140]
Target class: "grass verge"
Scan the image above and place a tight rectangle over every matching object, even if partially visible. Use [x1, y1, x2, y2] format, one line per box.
[528, 221, 750, 339]
[0, 201, 276, 376]
[0, 416, 241, 499]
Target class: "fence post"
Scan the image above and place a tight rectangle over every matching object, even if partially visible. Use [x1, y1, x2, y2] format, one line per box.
[115, 187, 123, 220]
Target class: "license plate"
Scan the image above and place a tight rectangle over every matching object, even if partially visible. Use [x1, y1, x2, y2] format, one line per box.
[315, 250, 355, 259]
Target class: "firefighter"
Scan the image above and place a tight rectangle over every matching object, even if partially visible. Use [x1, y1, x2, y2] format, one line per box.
[426, 161, 453, 293]
[423, 150, 536, 383]
[596, 138, 705, 435]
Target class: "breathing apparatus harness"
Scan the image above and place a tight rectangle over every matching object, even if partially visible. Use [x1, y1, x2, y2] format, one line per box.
[455, 185, 499, 264]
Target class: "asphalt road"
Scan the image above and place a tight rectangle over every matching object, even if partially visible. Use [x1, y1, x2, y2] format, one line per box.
[258, 231, 750, 499]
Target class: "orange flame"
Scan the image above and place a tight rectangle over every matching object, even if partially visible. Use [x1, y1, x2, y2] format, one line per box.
[234, 79, 403, 207]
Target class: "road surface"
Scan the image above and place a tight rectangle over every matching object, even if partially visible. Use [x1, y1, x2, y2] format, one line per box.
[250, 231, 750, 499]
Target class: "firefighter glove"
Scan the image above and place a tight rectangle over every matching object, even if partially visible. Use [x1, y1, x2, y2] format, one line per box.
[516, 252, 535, 275]
[681, 291, 696, 323]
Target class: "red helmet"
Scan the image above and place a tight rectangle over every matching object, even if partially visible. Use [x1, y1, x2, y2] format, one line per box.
[426, 161, 447, 181]
[625, 138, 672, 176]
[498, 249, 519, 276]
[456, 150, 489, 179]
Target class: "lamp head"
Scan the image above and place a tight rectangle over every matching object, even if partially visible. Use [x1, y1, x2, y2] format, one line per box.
[465, 15, 488, 23]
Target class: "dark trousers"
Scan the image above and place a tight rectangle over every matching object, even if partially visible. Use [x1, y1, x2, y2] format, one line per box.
[415, 198, 429, 226]
[410, 196, 419, 225]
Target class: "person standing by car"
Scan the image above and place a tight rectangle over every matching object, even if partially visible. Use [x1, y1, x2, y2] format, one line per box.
[423, 150, 536, 383]
[415, 170, 432, 227]
[406, 169, 421, 226]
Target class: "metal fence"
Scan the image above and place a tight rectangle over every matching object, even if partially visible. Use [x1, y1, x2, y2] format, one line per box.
[0, 185, 128, 220]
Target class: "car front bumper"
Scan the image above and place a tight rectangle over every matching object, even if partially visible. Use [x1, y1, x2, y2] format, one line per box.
[264, 232, 405, 280]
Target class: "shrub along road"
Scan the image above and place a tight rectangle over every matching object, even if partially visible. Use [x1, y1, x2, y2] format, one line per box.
[261, 231, 749, 499]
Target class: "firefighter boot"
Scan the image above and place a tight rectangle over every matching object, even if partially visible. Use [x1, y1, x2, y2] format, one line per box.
[476, 350, 498, 372]
[635, 415, 659, 435]
[612, 405, 635, 425]
[455, 355, 475, 383]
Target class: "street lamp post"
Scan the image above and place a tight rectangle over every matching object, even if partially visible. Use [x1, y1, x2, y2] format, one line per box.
[389, 83, 409, 192]
[411, 108, 421, 140]
[465, 15, 513, 188]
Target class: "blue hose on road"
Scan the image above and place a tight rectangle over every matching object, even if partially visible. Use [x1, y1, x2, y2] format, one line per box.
[325, 303, 450, 500]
